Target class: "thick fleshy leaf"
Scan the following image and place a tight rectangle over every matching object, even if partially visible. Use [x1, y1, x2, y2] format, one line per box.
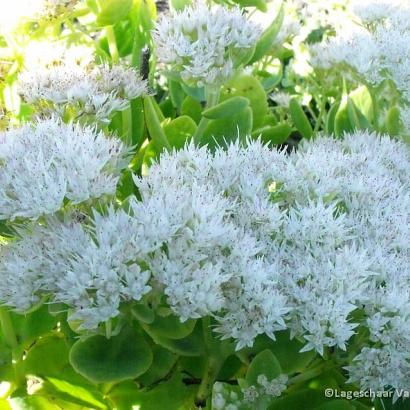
[289, 98, 313, 139]
[246, 349, 282, 386]
[69, 326, 153, 383]
[221, 74, 268, 129]
[248, 3, 285, 63]
[252, 123, 292, 145]
[109, 373, 196, 410]
[146, 314, 196, 340]
[386, 106, 401, 136]
[202, 97, 249, 119]
[163, 116, 197, 149]
[96, 0, 133, 26]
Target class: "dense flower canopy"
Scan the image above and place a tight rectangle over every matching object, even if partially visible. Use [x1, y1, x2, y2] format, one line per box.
[1, 132, 409, 393]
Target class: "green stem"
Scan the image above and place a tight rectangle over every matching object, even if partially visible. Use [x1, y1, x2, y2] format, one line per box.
[288, 363, 330, 386]
[195, 317, 224, 407]
[314, 97, 326, 134]
[0, 308, 24, 386]
[105, 319, 112, 339]
[105, 26, 119, 64]
[195, 357, 222, 407]
[122, 107, 132, 144]
[368, 86, 379, 130]
[143, 96, 171, 151]
[193, 86, 221, 145]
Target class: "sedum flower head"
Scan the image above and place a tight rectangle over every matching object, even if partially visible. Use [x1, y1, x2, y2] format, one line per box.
[310, 0, 410, 101]
[0, 208, 151, 328]
[0, 118, 126, 220]
[18, 63, 149, 124]
[153, 3, 262, 87]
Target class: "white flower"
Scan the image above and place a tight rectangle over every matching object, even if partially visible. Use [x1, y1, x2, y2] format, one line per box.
[0, 208, 152, 329]
[18, 64, 149, 123]
[310, 1, 410, 101]
[153, 3, 262, 87]
[23, 41, 95, 71]
[0, 118, 127, 220]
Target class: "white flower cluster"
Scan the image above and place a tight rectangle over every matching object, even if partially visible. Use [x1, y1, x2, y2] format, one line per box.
[310, 0, 410, 101]
[153, 3, 261, 87]
[23, 41, 94, 71]
[242, 374, 288, 403]
[0, 208, 151, 326]
[19, 62, 149, 123]
[0, 118, 126, 220]
[1, 132, 409, 393]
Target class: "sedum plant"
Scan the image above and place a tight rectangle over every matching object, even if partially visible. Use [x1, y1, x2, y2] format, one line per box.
[0, 0, 409, 409]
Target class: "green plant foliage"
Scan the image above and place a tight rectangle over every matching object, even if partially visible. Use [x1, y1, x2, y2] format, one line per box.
[69, 325, 153, 383]
[0, 0, 408, 408]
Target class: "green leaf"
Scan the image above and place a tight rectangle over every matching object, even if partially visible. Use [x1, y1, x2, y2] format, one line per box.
[202, 97, 249, 119]
[143, 321, 205, 356]
[289, 98, 313, 139]
[247, 332, 317, 374]
[181, 83, 205, 102]
[131, 303, 155, 325]
[69, 325, 153, 383]
[170, 0, 192, 10]
[9, 396, 76, 410]
[40, 377, 108, 409]
[217, 355, 243, 381]
[268, 389, 333, 410]
[246, 349, 282, 386]
[146, 314, 196, 340]
[248, 3, 285, 64]
[109, 373, 196, 410]
[349, 86, 373, 122]
[203, 107, 253, 149]
[258, 60, 283, 92]
[25, 335, 69, 377]
[347, 98, 371, 130]
[168, 80, 186, 111]
[96, 0, 133, 26]
[11, 305, 58, 347]
[334, 96, 355, 137]
[181, 95, 203, 124]
[137, 345, 178, 386]
[233, 0, 267, 12]
[386, 106, 401, 136]
[143, 97, 171, 151]
[221, 74, 268, 129]
[163, 116, 197, 149]
[130, 97, 145, 149]
[325, 101, 340, 135]
[252, 123, 292, 145]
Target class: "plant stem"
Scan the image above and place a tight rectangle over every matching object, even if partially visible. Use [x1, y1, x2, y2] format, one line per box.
[368, 85, 379, 130]
[105, 26, 119, 64]
[195, 356, 222, 407]
[288, 362, 330, 386]
[143, 96, 172, 151]
[195, 317, 223, 407]
[0, 308, 24, 387]
[193, 86, 221, 145]
[105, 319, 112, 339]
